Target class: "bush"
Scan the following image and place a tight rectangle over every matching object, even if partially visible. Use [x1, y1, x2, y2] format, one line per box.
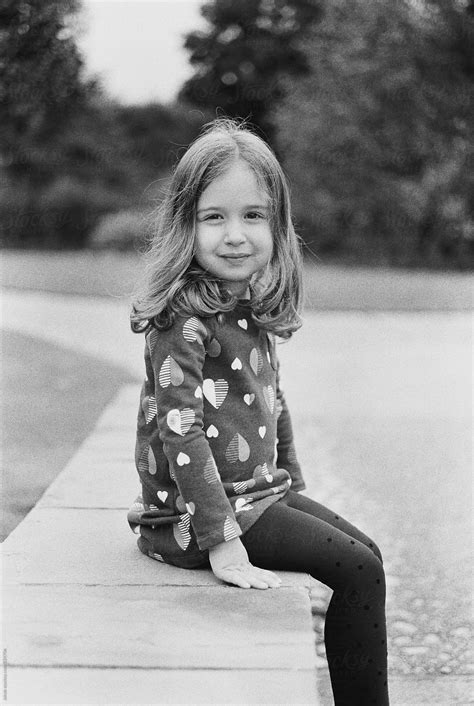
[274, 0, 474, 269]
[88, 209, 151, 251]
[0, 175, 128, 249]
[38, 177, 100, 248]
[0, 180, 30, 247]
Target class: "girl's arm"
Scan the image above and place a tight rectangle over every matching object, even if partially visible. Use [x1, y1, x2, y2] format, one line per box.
[147, 317, 242, 551]
[275, 364, 307, 492]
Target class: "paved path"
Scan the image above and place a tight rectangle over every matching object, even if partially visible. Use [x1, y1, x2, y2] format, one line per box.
[2, 289, 473, 704]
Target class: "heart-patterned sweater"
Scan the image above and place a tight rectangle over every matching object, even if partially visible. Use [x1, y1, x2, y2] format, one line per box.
[127, 301, 306, 566]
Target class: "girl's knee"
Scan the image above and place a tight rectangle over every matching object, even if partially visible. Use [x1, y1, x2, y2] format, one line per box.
[332, 555, 385, 614]
[352, 546, 386, 597]
[364, 546, 385, 579]
[365, 536, 383, 564]
[328, 542, 385, 602]
[364, 552, 386, 605]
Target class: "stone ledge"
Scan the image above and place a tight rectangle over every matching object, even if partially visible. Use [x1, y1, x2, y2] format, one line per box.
[4, 584, 316, 670]
[2, 385, 320, 704]
[3, 507, 312, 588]
[5, 667, 319, 705]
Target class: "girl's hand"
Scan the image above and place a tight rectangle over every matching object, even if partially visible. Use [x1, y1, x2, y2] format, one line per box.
[209, 537, 282, 589]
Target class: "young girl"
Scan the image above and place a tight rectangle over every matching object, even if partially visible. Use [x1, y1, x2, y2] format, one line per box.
[127, 119, 389, 705]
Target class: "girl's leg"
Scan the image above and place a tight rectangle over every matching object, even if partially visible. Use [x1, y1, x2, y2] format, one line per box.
[282, 490, 384, 562]
[241, 491, 389, 706]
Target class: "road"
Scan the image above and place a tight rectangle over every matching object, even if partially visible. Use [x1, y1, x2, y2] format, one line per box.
[2, 289, 472, 703]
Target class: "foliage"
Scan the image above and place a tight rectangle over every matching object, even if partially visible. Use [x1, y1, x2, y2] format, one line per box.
[0, 96, 208, 248]
[274, 0, 474, 268]
[0, 0, 105, 247]
[0, 173, 125, 249]
[0, 0, 95, 176]
[89, 209, 152, 251]
[2, 0, 472, 267]
[0, 0, 209, 248]
[179, 0, 322, 139]
[0, 95, 142, 248]
[113, 102, 213, 181]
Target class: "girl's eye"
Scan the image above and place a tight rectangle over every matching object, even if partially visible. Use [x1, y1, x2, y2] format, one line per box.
[200, 212, 266, 221]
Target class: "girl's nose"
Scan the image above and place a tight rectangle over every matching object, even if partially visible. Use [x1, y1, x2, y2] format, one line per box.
[223, 220, 246, 245]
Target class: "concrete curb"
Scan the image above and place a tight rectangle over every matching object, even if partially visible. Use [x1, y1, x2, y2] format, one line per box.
[2, 385, 320, 705]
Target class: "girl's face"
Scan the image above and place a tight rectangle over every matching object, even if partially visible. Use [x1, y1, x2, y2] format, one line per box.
[194, 160, 273, 297]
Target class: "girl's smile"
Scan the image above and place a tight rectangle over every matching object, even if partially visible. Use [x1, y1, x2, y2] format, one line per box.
[195, 160, 273, 297]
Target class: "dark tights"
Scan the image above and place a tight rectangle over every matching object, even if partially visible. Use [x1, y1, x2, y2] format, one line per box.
[241, 491, 389, 706]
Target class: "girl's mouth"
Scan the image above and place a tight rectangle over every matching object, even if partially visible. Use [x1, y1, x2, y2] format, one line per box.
[220, 254, 251, 260]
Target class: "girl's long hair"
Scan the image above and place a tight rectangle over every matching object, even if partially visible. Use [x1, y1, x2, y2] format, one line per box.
[131, 118, 303, 339]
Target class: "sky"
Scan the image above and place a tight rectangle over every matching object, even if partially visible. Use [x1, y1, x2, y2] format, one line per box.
[77, 0, 206, 105]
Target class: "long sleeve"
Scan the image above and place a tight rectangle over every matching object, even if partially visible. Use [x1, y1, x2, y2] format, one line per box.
[147, 316, 242, 550]
[274, 356, 306, 492]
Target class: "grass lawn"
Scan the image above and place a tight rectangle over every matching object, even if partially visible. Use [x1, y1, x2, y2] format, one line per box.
[1, 249, 472, 310]
[1, 330, 134, 540]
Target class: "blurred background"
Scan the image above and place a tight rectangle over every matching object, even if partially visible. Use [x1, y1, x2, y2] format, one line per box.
[1, 0, 473, 267]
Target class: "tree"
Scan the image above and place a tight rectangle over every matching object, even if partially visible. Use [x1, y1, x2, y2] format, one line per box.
[274, 0, 474, 268]
[114, 102, 213, 182]
[179, 0, 322, 140]
[0, 1, 166, 248]
[0, 0, 96, 179]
